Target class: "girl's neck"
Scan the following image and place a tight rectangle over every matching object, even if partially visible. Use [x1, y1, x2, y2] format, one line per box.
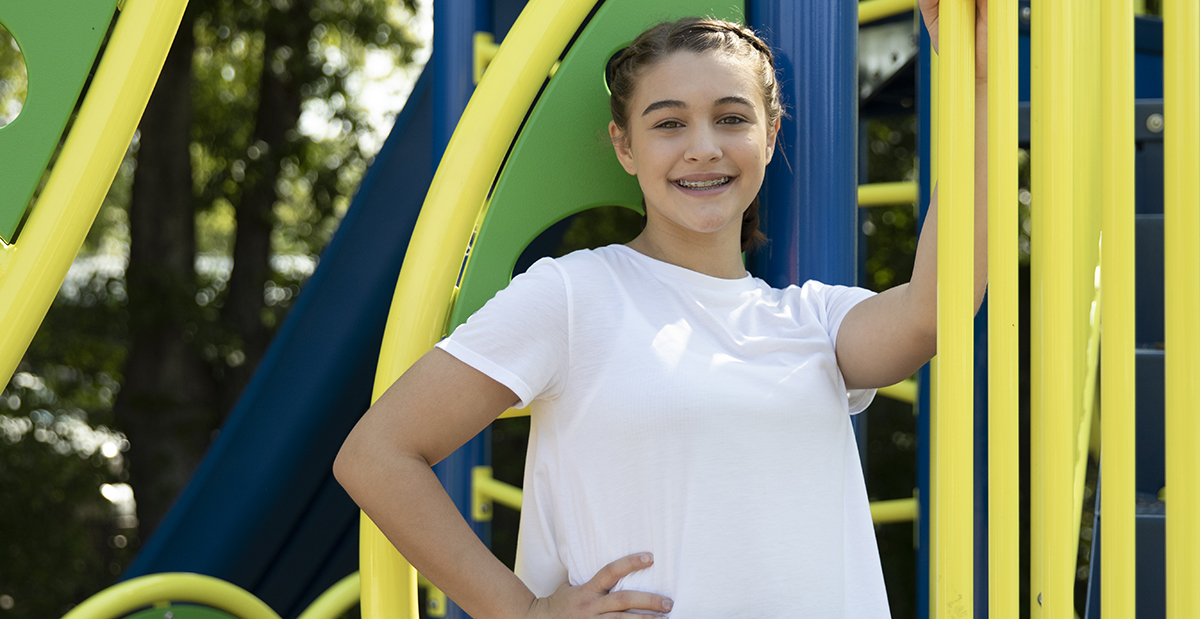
[625, 229, 747, 280]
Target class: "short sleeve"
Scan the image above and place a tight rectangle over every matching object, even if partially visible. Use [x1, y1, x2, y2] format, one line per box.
[435, 257, 570, 408]
[800, 279, 878, 414]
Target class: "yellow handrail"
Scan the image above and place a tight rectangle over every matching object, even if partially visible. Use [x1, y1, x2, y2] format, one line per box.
[1163, 1, 1200, 616]
[859, 0, 917, 25]
[857, 181, 918, 207]
[0, 0, 189, 386]
[1038, 1, 1082, 616]
[1098, 0, 1137, 614]
[60, 573, 281, 619]
[296, 571, 361, 619]
[363, 1, 597, 617]
[933, 1, 975, 618]
[987, 0, 1020, 617]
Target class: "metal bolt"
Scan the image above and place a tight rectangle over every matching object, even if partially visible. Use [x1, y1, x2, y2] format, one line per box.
[429, 599, 441, 609]
[1021, 6, 1032, 22]
[1037, 593, 1042, 606]
[1148, 113, 1165, 133]
[481, 502, 490, 513]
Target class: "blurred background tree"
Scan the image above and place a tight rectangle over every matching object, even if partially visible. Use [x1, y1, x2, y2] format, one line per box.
[0, 1, 424, 614]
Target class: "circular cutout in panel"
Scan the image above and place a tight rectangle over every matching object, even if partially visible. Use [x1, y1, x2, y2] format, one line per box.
[0, 21, 27, 128]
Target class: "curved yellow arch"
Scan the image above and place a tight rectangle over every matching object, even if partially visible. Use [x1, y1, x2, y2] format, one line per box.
[60, 572, 280, 619]
[362, 1, 597, 616]
[0, 0, 188, 385]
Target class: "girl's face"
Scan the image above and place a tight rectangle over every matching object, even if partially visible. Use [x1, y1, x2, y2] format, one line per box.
[610, 51, 779, 246]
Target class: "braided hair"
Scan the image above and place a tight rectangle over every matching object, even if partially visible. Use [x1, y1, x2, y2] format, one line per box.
[606, 18, 783, 252]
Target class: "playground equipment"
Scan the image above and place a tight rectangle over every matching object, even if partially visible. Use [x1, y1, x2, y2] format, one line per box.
[2, 0, 1196, 616]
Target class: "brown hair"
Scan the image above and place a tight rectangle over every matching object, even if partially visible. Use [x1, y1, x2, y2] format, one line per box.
[606, 17, 783, 252]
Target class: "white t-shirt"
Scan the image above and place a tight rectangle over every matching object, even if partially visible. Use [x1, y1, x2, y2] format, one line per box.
[436, 244, 890, 618]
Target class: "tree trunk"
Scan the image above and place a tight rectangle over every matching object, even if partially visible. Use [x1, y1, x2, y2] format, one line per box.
[114, 9, 218, 538]
[217, 23, 303, 415]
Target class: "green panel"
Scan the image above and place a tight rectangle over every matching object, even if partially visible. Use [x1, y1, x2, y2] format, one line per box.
[123, 604, 241, 619]
[450, 0, 746, 327]
[0, 0, 119, 242]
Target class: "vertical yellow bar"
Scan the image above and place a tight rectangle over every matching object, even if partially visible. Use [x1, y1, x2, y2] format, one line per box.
[360, 513, 419, 618]
[1163, 1, 1200, 617]
[934, 1, 974, 617]
[928, 47, 940, 612]
[1029, 1, 1044, 615]
[1100, 0, 1137, 615]
[988, 0, 1019, 616]
[1039, 0, 1078, 617]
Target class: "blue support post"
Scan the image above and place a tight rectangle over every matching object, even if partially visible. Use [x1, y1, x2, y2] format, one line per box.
[747, 0, 859, 289]
[433, 0, 477, 160]
[432, 1, 489, 617]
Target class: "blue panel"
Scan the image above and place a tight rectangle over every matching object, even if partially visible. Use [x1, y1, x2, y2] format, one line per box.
[124, 70, 436, 614]
[1136, 215, 1164, 345]
[748, 0, 858, 289]
[1135, 350, 1165, 495]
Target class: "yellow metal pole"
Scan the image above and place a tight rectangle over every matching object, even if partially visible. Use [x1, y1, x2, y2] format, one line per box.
[1100, 0, 1137, 615]
[933, 1, 974, 617]
[1036, 0, 1078, 615]
[988, 0, 1019, 616]
[1028, 1, 1045, 613]
[927, 43, 940, 614]
[859, 0, 917, 24]
[1163, 1, 1200, 617]
[857, 181, 918, 207]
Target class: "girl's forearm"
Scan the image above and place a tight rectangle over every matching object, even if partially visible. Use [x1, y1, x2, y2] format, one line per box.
[334, 440, 535, 619]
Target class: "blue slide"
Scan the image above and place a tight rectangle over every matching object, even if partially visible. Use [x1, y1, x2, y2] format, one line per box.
[124, 69, 434, 617]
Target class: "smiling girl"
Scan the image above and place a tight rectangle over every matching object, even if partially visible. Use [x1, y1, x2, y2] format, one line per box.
[335, 5, 987, 618]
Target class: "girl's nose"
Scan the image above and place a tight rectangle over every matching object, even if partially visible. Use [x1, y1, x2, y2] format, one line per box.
[684, 127, 722, 162]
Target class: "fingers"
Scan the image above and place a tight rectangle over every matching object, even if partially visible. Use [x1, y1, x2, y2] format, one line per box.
[601, 589, 675, 615]
[589, 552, 654, 593]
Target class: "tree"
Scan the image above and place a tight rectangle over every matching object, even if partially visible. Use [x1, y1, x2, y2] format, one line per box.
[116, 0, 419, 537]
[0, 0, 423, 613]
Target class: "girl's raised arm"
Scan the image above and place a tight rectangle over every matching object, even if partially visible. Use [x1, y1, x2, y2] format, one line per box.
[834, 1, 989, 389]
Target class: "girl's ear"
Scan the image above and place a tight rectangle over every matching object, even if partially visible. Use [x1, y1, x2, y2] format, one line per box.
[765, 116, 781, 164]
[609, 120, 638, 175]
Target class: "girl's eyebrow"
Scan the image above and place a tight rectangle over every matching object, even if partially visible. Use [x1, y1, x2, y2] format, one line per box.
[642, 95, 755, 117]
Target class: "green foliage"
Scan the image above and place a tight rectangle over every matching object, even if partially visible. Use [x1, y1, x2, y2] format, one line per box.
[0, 0, 426, 611]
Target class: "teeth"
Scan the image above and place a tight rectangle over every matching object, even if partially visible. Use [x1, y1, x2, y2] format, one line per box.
[676, 177, 730, 189]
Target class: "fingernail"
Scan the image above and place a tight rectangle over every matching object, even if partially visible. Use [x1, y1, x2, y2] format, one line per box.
[641, 553, 653, 564]
[663, 599, 674, 611]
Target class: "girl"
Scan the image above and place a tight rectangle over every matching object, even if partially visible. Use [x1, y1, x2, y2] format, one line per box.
[335, 4, 987, 618]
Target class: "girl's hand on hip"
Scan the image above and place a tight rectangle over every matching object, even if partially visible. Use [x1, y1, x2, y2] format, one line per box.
[525, 553, 673, 618]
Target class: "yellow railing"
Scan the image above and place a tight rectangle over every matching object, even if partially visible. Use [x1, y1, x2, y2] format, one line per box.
[933, 2, 976, 618]
[859, 0, 916, 25]
[857, 181, 918, 207]
[1163, 2, 1200, 618]
[988, 1, 1020, 617]
[61, 573, 282, 619]
[1098, 2, 1137, 615]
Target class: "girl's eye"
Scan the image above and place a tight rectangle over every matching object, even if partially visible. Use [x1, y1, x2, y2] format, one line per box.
[656, 120, 683, 129]
[719, 116, 747, 125]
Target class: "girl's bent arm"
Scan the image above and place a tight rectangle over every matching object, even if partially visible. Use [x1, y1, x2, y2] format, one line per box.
[333, 348, 536, 619]
[333, 348, 674, 619]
